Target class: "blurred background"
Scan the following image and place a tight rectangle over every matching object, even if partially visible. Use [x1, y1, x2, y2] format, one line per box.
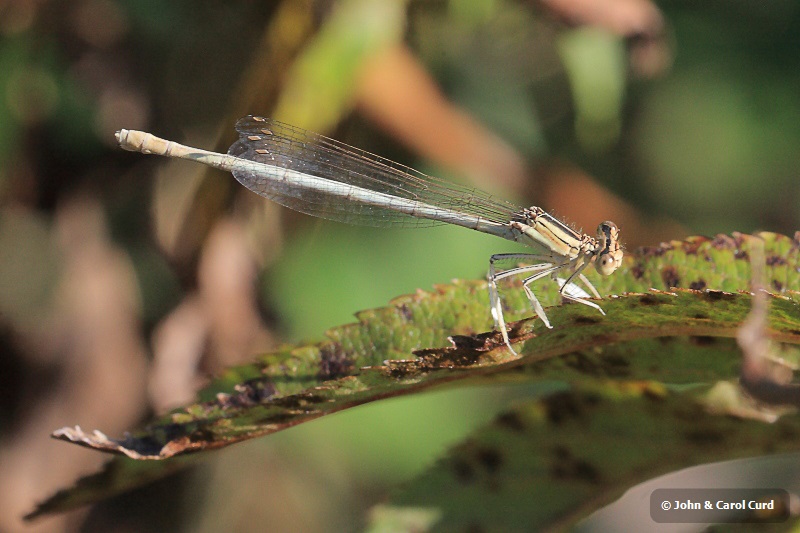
[0, 0, 798, 531]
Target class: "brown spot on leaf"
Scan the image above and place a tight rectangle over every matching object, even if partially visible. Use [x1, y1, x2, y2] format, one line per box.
[476, 447, 503, 473]
[599, 353, 631, 377]
[689, 279, 706, 290]
[564, 352, 603, 376]
[139, 424, 187, 455]
[187, 427, 216, 445]
[253, 412, 296, 426]
[772, 280, 784, 292]
[550, 446, 600, 483]
[661, 266, 680, 288]
[689, 336, 716, 346]
[319, 342, 353, 381]
[638, 294, 661, 307]
[704, 290, 735, 301]
[448, 333, 495, 352]
[225, 378, 277, 408]
[712, 234, 737, 249]
[564, 351, 627, 377]
[384, 360, 423, 379]
[766, 255, 787, 266]
[734, 250, 749, 260]
[407, 332, 500, 371]
[496, 412, 525, 432]
[452, 457, 475, 483]
[398, 303, 413, 321]
[682, 237, 707, 254]
[271, 392, 326, 410]
[638, 243, 671, 258]
[631, 263, 644, 279]
[544, 393, 588, 424]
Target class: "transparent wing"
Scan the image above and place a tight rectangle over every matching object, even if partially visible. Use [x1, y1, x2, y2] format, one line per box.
[227, 116, 523, 228]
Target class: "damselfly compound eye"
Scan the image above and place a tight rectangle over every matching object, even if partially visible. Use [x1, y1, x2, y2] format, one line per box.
[596, 221, 622, 276]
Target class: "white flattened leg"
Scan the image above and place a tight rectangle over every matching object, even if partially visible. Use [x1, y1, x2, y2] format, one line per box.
[559, 263, 606, 316]
[578, 272, 602, 299]
[488, 253, 565, 354]
[488, 254, 515, 354]
[521, 264, 572, 329]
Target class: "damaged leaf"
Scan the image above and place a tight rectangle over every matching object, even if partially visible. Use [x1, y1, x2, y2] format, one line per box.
[367, 381, 800, 531]
[30, 232, 800, 519]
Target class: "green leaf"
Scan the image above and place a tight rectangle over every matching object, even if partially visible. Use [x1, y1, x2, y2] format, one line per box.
[48, 289, 800, 460]
[367, 381, 800, 531]
[29, 232, 800, 518]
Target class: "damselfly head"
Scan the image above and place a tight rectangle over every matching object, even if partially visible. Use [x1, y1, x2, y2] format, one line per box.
[595, 221, 623, 276]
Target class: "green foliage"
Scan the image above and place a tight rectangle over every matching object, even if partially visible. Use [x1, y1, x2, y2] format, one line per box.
[368, 382, 800, 531]
[30, 232, 800, 526]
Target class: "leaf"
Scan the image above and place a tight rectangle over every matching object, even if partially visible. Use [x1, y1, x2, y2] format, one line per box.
[29, 232, 800, 518]
[367, 381, 800, 531]
[48, 290, 800, 459]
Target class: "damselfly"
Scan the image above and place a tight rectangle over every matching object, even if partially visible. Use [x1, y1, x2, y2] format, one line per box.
[116, 116, 623, 354]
